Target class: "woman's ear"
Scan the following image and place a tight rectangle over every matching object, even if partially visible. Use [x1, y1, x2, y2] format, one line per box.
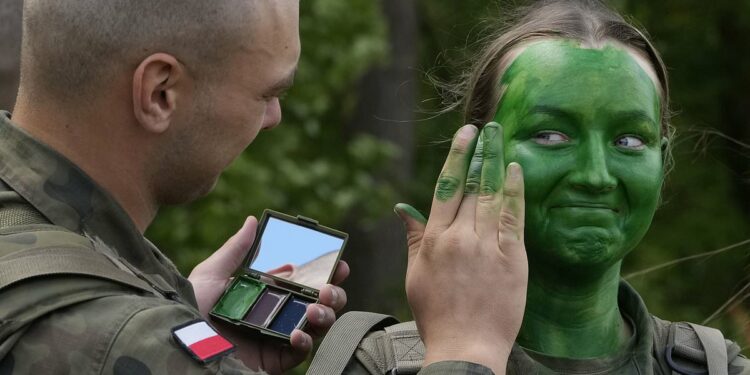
[132, 53, 185, 134]
[660, 136, 669, 152]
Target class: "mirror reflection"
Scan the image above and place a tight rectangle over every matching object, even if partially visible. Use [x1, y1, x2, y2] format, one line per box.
[249, 217, 344, 289]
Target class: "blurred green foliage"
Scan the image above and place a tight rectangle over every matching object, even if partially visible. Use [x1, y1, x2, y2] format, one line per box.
[147, 0, 750, 363]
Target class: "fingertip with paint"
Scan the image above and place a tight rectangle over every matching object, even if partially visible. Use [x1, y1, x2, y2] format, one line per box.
[394, 203, 427, 225]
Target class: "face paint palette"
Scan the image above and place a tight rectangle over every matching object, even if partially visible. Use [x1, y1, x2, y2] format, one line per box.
[210, 210, 347, 341]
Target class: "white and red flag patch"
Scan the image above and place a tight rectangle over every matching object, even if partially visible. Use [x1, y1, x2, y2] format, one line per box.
[172, 320, 235, 363]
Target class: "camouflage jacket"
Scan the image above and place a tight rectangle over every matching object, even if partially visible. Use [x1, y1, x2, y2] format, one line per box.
[342, 282, 750, 375]
[0, 113, 491, 375]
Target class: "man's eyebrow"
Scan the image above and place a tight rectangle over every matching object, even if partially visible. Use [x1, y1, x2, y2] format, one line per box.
[266, 69, 297, 96]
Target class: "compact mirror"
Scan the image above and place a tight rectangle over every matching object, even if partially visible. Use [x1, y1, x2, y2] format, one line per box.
[212, 210, 348, 341]
[248, 216, 346, 289]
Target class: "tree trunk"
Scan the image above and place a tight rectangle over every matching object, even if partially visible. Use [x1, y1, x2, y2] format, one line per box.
[0, 0, 23, 110]
[717, 10, 750, 218]
[342, 0, 418, 316]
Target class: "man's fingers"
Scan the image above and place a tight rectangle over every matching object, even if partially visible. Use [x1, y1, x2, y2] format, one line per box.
[476, 123, 504, 238]
[498, 162, 525, 253]
[280, 330, 311, 371]
[329, 260, 350, 286]
[426, 125, 478, 231]
[318, 284, 347, 312]
[289, 330, 313, 353]
[303, 304, 337, 337]
[189, 216, 258, 280]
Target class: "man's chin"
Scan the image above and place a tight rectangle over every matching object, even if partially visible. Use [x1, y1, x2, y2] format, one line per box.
[158, 176, 220, 206]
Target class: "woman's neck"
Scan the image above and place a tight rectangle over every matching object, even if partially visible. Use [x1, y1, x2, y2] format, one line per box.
[516, 260, 630, 358]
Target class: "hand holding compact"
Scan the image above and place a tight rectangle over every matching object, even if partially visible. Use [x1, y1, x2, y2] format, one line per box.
[395, 123, 527, 374]
[188, 216, 349, 374]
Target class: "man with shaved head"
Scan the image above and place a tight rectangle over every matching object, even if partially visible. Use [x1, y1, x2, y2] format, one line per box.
[1, 1, 343, 374]
[0, 0, 521, 374]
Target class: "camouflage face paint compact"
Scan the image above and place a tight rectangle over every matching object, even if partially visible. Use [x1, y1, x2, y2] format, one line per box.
[210, 210, 348, 341]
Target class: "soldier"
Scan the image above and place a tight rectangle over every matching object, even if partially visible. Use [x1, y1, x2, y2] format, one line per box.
[0, 1, 528, 374]
[319, 1, 750, 374]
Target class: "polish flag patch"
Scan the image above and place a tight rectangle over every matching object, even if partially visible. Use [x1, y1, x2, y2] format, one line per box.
[172, 320, 235, 363]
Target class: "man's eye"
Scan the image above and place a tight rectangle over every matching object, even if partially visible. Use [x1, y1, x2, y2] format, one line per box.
[615, 135, 645, 150]
[532, 131, 569, 145]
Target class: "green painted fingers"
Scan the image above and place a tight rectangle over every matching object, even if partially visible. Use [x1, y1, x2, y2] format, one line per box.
[435, 123, 504, 201]
[478, 123, 503, 197]
[465, 122, 503, 196]
[434, 125, 479, 201]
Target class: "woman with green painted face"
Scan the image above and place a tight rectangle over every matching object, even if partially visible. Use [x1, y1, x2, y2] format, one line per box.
[327, 1, 750, 374]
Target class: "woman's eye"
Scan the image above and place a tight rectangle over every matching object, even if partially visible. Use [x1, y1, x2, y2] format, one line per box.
[532, 131, 569, 145]
[615, 135, 645, 150]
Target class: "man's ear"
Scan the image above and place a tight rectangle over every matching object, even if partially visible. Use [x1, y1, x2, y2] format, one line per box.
[132, 53, 185, 134]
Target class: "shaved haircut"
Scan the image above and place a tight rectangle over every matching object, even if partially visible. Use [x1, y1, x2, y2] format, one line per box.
[21, 0, 256, 101]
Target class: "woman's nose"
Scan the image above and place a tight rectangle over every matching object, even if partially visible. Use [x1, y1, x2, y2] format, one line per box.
[567, 139, 617, 193]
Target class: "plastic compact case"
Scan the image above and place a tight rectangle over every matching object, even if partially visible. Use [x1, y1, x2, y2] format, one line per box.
[210, 210, 348, 340]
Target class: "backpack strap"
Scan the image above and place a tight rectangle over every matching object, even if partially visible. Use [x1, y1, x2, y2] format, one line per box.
[383, 321, 425, 374]
[657, 318, 731, 375]
[0, 244, 157, 295]
[308, 311, 399, 375]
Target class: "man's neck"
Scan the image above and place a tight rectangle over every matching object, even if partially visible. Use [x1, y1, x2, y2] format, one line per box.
[11, 97, 157, 232]
[517, 259, 629, 358]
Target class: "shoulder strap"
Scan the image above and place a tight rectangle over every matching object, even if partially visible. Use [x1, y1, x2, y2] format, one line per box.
[0, 197, 160, 296]
[0, 245, 157, 295]
[688, 323, 728, 375]
[660, 319, 730, 375]
[383, 321, 424, 373]
[307, 311, 399, 375]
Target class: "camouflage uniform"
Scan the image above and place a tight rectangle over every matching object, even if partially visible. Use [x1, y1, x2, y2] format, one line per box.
[0, 112, 491, 375]
[342, 282, 750, 374]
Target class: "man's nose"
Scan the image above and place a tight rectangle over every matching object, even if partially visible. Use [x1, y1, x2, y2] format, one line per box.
[263, 98, 282, 130]
[567, 138, 617, 193]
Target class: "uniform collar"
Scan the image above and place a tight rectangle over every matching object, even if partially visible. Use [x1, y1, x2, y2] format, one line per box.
[0, 111, 197, 306]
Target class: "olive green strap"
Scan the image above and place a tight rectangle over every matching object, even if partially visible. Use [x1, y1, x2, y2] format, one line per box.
[0, 246, 157, 295]
[307, 311, 399, 375]
[384, 321, 424, 374]
[688, 323, 728, 375]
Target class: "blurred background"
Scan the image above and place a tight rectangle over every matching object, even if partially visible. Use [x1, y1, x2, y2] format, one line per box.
[2, 0, 750, 366]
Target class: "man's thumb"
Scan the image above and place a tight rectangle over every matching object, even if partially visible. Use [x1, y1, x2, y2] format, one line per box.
[191, 216, 258, 279]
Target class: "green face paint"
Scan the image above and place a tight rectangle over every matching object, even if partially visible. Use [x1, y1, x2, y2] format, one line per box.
[492, 39, 663, 358]
[212, 276, 266, 320]
[494, 39, 663, 272]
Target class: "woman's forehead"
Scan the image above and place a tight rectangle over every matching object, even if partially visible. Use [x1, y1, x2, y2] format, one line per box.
[501, 39, 658, 87]
[495, 39, 661, 121]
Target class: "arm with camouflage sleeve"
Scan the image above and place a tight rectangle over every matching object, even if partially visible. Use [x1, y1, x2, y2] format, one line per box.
[100, 296, 261, 375]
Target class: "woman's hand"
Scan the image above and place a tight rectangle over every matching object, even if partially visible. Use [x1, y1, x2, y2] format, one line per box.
[188, 217, 349, 374]
[395, 122, 527, 374]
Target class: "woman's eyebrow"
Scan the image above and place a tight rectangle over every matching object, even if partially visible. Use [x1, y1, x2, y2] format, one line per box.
[528, 105, 578, 123]
[614, 110, 659, 130]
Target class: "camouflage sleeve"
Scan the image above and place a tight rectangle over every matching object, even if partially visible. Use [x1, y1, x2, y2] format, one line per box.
[343, 358, 493, 375]
[99, 296, 263, 375]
